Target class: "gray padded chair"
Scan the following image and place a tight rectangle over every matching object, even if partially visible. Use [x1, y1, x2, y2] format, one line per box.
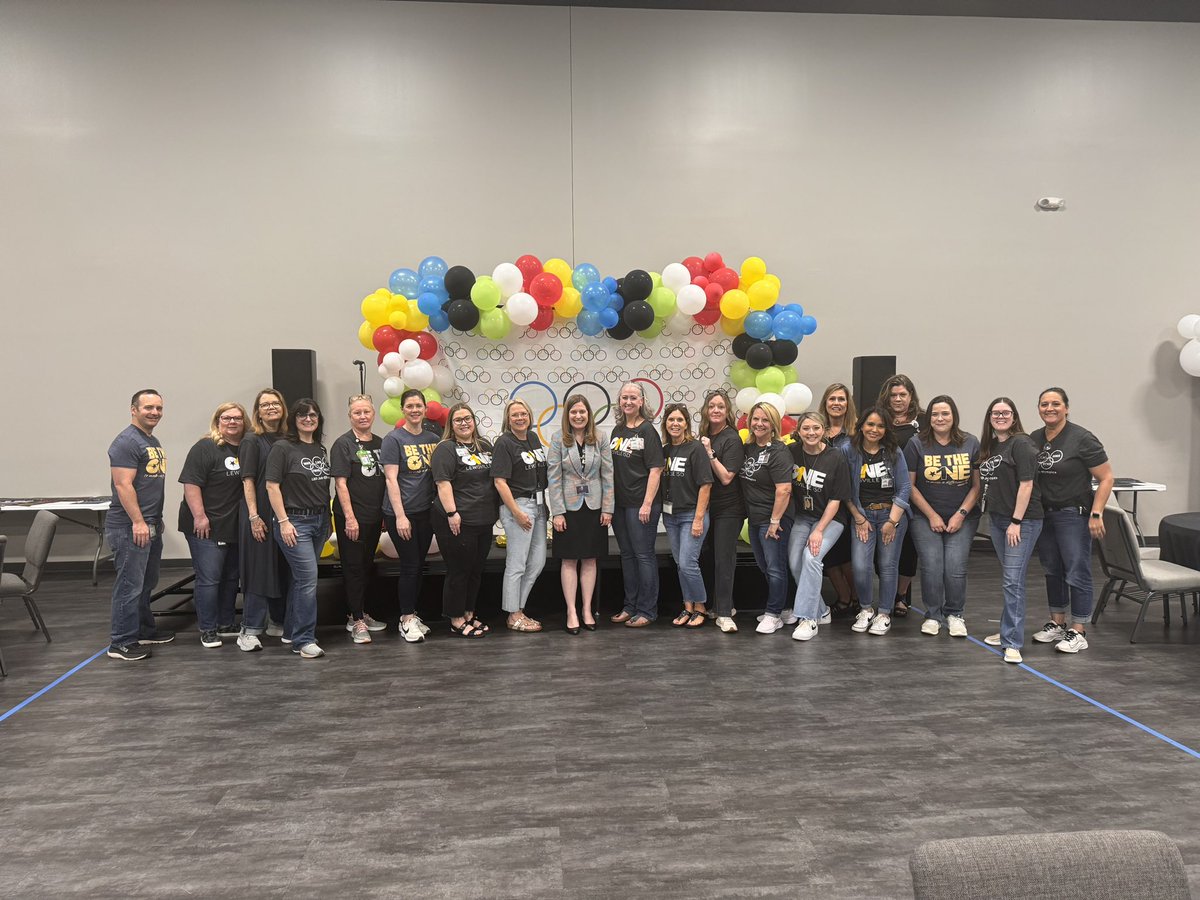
[911, 830, 1191, 900]
[1094, 505, 1198, 642]
[0, 511, 59, 654]
[0, 534, 7, 676]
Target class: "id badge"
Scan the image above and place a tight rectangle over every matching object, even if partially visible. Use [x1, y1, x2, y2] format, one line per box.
[147, 523, 158, 539]
[803, 495, 814, 512]
[662, 501, 673, 515]
[576, 484, 589, 496]
[535, 490, 544, 507]
[881, 475, 893, 489]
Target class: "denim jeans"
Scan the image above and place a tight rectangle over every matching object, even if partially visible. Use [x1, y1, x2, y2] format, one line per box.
[989, 515, 1044, 649]
[107, 525, 163, 648]
[273, 513, 329, 648]
[788, 516, 843, 622]
[612, 503, 661, 621]
[384, 510, 434, 617]
[1037, 508, 1095, 625]
[700, 515, 741, 616]
[663, 509, 709, 604]
[185, 533, 240, 632]
[749, 518, 793, 616]
[909, 515, 974, 623]
[850, 508, 909, 613]
[499, 498, 548, 613]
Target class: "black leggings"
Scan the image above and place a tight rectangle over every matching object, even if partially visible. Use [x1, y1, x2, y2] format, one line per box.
[384, 510, 434, 617]
[334, 515, 382, 620]
[431, 518, 493, 618]
[700, 515, 741, 617]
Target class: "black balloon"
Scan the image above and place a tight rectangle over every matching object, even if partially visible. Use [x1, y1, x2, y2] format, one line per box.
[622, 300, 655, 331]
[606, 321, 634, 340]
[746, 342, 773, 370]
[446, 298, 480, 331]
[770, 339, 798, 367]
[614, 277, 625, 298]
[622, 269, 653, 303]
[443, 265, 476, 301]
[731, 333, 755, 360]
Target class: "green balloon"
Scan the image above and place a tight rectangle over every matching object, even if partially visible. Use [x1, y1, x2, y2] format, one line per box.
[650, 271, 663, 290]
[648, 286, 677, 319]
[380, 397, 404, 426]
[731, 359, 756, 389]
[756, 366, 786, 394]
[638, 318, 665, 339]
[422, 387, 441, 404]
[782, 365, 798, 385]
[739, 519, 749, 544]
[470, 276, 500, 310]
[480, 307, 511, 340]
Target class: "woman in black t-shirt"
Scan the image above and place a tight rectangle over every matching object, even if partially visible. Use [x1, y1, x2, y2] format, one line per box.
[331, 394, 386, 644]
[432, 402, 499, 638]
[493, 398, 549, 633]
[266, 398, 332, 660]
[877, 374, 922, 616]
[179, 402, 246, 648]
[698, 390, 745, 633]
[740, 402, 795, 634]
[819, 383, 858, 615]
[661, 404, 713, 628]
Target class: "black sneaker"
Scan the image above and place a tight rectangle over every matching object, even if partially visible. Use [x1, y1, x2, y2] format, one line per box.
[199, 630, 223, 649]
[139, 629, 176, 645]
[216, 624, 240, 640]
[107, 643, 152, 661]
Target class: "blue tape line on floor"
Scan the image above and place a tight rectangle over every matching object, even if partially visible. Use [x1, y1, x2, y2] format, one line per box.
[0, 648, 106, 724]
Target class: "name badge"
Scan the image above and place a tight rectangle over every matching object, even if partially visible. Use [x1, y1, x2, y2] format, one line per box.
[576, 484, 589, 496]
[803, 495, 814, 512]
[535, 490, 545, 506]
[662, 501, 674, 515]
[881, 475, 893, 489]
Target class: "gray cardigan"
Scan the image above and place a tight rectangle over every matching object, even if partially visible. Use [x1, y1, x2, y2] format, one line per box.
[546, 431, 615, 516]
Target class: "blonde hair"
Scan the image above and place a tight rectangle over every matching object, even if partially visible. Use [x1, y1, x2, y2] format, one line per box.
[347, 393, 374, 408]
[561, 394, 598, 446]
[618, 381, 650, 426]
[500, 398, 535, 435]
[748, 402, 782, 442]
[660, 403, 695, 445]
[795, 410, 827, 431]
[699, 389, 735, 437]
[207, 402, 249, 445]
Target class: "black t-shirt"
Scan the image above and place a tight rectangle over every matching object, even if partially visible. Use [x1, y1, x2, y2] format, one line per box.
[177, 438, 242, 542]
[380, 426, 438, 515]
[431, 439, 499, 526]
[265, 440, 331, 511]
[858, 448, 897, 506]
[904, 433, 980, 521]
[738, 440, 794, 526]
[1030, 421, 1108, 509]
[980, 434, 1043, 520]
[661, 439, 714, 512]
[609, 420, 665, 508]
[705, 427, 746, 519]
[330, 431, 384, 524]
[788, 443, 851, 521]
[491, 432, 548, 497]
[892, 419, 919, 448]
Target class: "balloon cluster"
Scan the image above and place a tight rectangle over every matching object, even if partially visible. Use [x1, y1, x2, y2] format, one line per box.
[1177, 315, 1200, 376]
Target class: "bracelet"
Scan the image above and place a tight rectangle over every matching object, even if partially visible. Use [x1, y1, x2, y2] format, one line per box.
[1010, 516, 1023, 526]
[249, 514, 261, 522]
[278, 518, 290, 525]
[854, 519, 866, 526]
[886, 519, 898, 527]
[769, 519, 781, 525]
[446, 510, 458, 517]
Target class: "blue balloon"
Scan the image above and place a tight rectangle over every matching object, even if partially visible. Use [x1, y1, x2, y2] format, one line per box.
[577, 309, 603, 336]
[772, 310, 802, 341]
[607, 292, 624, 312]
[417, 292, 444, 316]
[572, 263, 601, 292]
[418, 256, 448, 280]
[418, 276, 448, 303]
[602, 276, 618, 294]
[582, 282, 610, 312]
[785, 302, 804, 317]
[799, 315, 818, 335]
[745, 311, 773, 340]
[428, 309, 450, 332]
[598, 307, 620, 329]
[389, 268, 420, 299]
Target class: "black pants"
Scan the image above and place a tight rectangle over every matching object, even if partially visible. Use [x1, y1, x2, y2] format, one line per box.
[700, 515, 741, 617]
[383, 510, 434, 617]
[334, 514, 382, 620]
[431, 518, 493, 618]
[898, 530, 917, 581]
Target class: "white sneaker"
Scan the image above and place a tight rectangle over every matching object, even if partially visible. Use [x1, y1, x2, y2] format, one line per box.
[413, 615, 431, 636]
[236, 632, 262, 652]
[294, 642, 325, 659]
[851, 609, 874, 633]
[757, 611, 799, 626]
[1055, 630, 1089, 653]
[401, 618, 426, 643]
[947, 615, 967, 637]
[351, 619, 372, 644]
[792, 619, 818, 641]
[755, 614, 783, 634]
[280, 636, 292, 645]
[920, 618, 941, 636]
[715, 616, 738, 633]
[1032, 621, 1068, 643]
[265, 620, 284, 637]
[983, 633, 1002, 646]
[817, 609, 832, 625]
[868, 614, 892, 635]
[1004, 647, 1023, 664]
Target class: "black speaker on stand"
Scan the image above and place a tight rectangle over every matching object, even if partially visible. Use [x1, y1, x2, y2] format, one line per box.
[271, 349, 317, 408]
[852, 355, 896, 414]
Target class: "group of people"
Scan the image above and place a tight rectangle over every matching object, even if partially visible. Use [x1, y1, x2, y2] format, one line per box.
[104, 376, 1112, 666]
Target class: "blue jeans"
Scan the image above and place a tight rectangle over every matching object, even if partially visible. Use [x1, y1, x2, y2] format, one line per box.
[107, 525, 163, 648]
[788, 516, 843, 622]
[499, 498, 548, 613]
[749, 519, 793, 616]
[850, 508, 909, 613]
[909, 515, 974, 623]
[612, 504, 661, 621]
[989, 515, 1044, 649]
[185, 534, 240, 632]
[273, 514, 329, 648]
[663, 509, 709, 604]
[1037, 508, 1095, 625]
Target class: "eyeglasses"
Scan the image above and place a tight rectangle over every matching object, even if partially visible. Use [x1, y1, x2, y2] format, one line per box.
[452, 417, 474, 426]
[990, 411, 1013, 419]
[218, 415, 244, 423]
[297, 413, 319, 421]
[259, 401, 282, 409]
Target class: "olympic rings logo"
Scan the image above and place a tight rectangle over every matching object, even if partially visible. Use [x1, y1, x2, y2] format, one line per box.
[563, 381, 613, 425]
[548, 368, 585, 385]
[571, 347, 605, 362]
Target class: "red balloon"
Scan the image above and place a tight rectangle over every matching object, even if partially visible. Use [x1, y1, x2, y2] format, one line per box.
[529, 272, 563, 307]
[704, 283, 725, 307]
[703, 252, 724, 273]
[372, 325, 402, 353]
[415, 331, 438, 360]
[515, 254, 543, 291]
[693, 307, 721, 326]
[736, 413, 747, 429]
[531, 305, 555, 331]
[691, 275, 709, 289]
[425, 401, 447, 424]
[781, 416, 797, 436]
[711, 267, 739, 292]
[683, 256, 705, 279]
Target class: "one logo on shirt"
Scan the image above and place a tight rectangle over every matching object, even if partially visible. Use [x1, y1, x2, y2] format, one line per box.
[923, 452, 971, 483]
[145, 446, 167, 478]
[861, 460, 893, 484]
[520, 447, 548, 468]
[224, 455, 241, 475]
[793, 464, 826, 491]
[302, 456, 331, 479]
[404, 442, 436, 472]
[667, 455, 689, 475]
[456, 446, 492, 468]
[357, 448, 381, 477]
[610, 435, 645, 456]
[1036, 449, 1063, 471]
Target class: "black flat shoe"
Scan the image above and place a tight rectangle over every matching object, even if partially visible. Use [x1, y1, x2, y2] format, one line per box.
[582, 622, 596, 631]
[565, 624, 581, 635]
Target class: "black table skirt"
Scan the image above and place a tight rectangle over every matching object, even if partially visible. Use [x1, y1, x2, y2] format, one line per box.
[1157, 512, 1200, 570]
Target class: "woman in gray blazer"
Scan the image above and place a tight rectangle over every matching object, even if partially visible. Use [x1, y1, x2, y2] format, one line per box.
[547, 394, 614, 633]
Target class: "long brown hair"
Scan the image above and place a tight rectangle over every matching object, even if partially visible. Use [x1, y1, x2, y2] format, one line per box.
[560, 394, 599, 446]
[699, 389, 735, 438]
[660, 403, 695, 445]
[820, 382, 857, 436]
[919, 395, 966, 446]
[978, 397, 1027, 459]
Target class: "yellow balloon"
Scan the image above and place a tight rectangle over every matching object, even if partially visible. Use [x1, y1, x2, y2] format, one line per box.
[741, 256, 767, 285]
[388, 310, 408, 329]
[719, 289, 749, 320]
[386, 295, 408, 330]
[361, 292, 389, 327]
[321, 538, 337, 559]
[544, 258, 572, 285]
[762, 273, 781, 292]
[719, 315, 745, 336]
[748, 279, 779, 311]
[556, 286, 582, 317]
[738, 428, 750, 442]
[406, 298, 429, 331]
[358, 320, 375, 350]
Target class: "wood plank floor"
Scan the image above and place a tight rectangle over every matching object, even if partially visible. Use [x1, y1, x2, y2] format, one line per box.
[2, 548, 1199, 898]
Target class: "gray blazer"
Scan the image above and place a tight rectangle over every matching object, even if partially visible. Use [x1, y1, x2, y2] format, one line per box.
[547, 431, 615, 515]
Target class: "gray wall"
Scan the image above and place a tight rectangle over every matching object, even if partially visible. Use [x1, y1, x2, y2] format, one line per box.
[2, 0, 1198, 560]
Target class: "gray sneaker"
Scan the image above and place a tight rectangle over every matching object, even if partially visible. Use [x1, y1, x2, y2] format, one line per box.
[1032, 621, 1068, 643]
[236, 632, 263, 652]
[401, 618, 426, 643]
[265, 620, 284, 637]
[293, 642, 325, 659]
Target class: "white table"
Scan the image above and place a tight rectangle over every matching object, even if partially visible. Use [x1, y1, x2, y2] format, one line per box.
[0, 497, 111, 585]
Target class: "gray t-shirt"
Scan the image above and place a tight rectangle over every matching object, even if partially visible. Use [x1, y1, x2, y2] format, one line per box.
[904, 433, 980, 521]
[1029, 421, 1108, 509]
[380, 426, 439, 515]
[107, 425, 167, 528]
[980, 434, 1043, 521]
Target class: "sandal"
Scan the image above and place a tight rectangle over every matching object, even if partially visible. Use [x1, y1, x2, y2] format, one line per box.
[507, 617, 543, 632]
[686, 612, 706, 628]
[625, 615, 651, 628]
[450, 621, 486, 638]
[468, 616, 490, 633]
[611, 611, 632, 624]
[894, 599, 909, 618]
[672, 610, 692, 627]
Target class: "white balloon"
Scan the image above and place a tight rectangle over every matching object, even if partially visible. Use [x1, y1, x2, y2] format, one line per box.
[1192, 320, 1200, 341]
[377, 363, 390, 379]
[432, 365, 456, 395]
[381, 351, 403, 376]
[735, 387, 761, 414]
[662, 262, 691, 293]
[398, 339, 421, 361]
[676, 284, 706, 315]
[493, 262, 524, 299]
[1178, 315, 1200, 339]
[377, 531, 398, 559]
[757, 392, 786, 419]
[383, 376, 405, 397]
[403, 359, 434, 390]
[782, 382, 814, 415]
[1180, 340, 1200, 376]
[506, 292, 538, 327]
